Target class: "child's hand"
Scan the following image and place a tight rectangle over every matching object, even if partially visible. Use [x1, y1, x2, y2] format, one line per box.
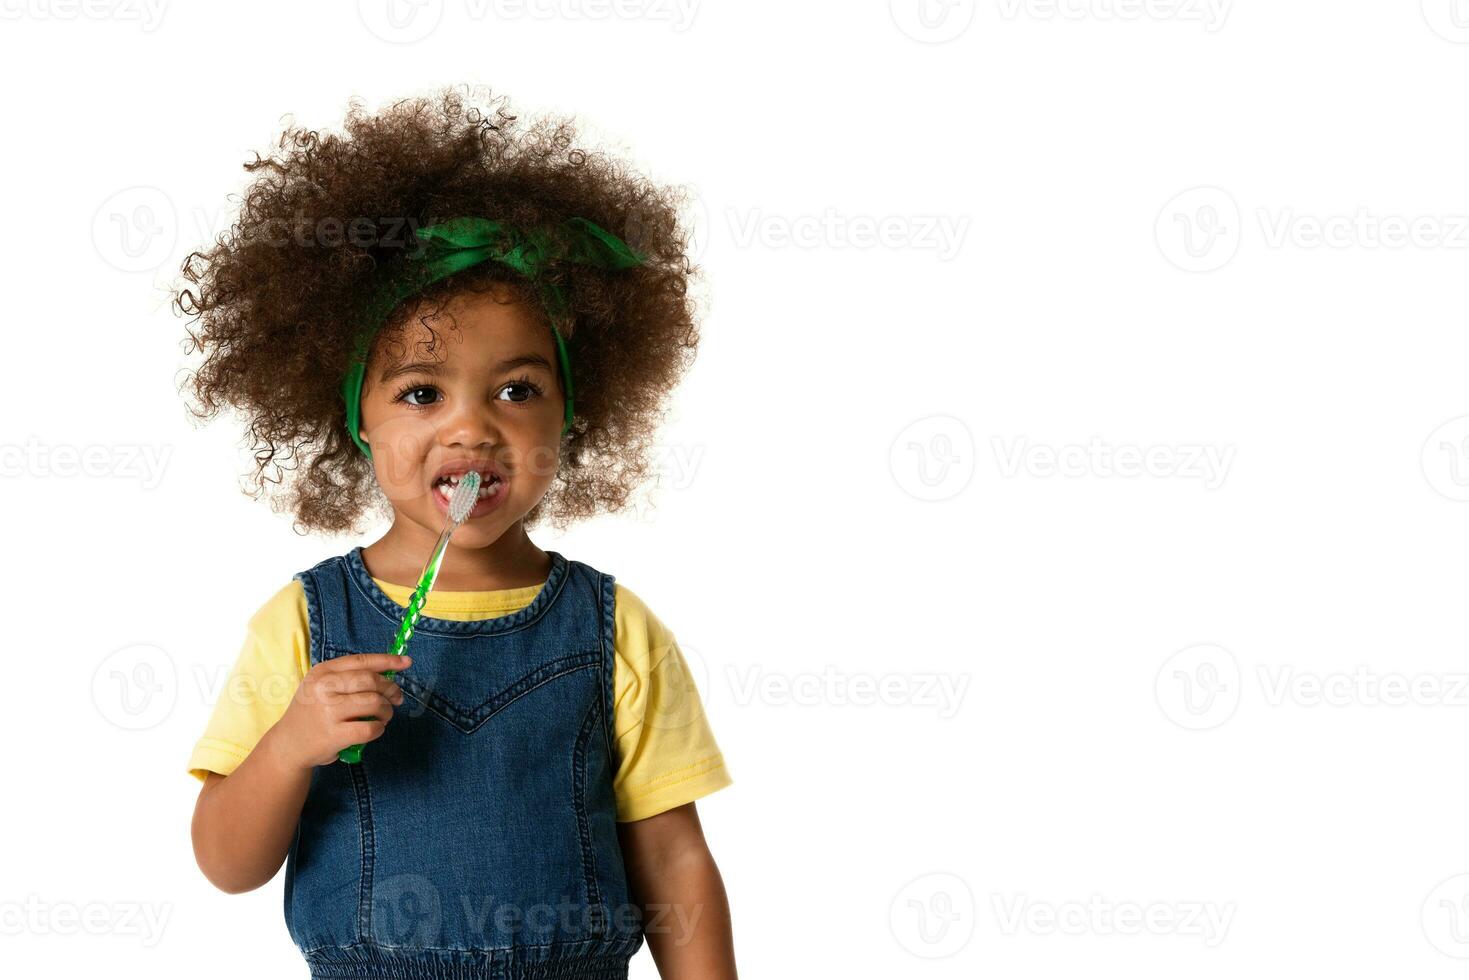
[270, 654, 410, 770]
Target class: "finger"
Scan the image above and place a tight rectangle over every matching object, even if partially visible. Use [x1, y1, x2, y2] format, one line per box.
[334, 691, 393, 717]
[342, 719, 388, 744]
[318, 670, 406, 698]
[360, 674, 404, 703]
[333, 704, 393, 732]
[320, 653, 412, 673]
[368, 673, 403, 698]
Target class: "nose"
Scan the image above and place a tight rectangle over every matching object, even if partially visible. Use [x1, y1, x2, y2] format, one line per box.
[437, 392, 501, 450]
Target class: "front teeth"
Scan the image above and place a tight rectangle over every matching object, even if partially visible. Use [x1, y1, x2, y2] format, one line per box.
[435, 475, 501, 503]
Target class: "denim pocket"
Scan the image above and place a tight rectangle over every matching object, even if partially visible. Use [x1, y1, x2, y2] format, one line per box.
[392, 648, 603, 734]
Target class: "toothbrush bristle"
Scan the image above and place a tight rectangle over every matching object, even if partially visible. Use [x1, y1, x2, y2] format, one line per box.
[448, 470, 482, 523]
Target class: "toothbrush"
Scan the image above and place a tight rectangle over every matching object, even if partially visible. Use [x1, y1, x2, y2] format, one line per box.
[338, 469, 483, 764]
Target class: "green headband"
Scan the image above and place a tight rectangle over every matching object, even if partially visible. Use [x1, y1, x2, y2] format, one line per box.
[342, 215, 647, 459]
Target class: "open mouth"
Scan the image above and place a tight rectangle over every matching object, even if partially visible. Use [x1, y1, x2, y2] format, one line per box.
[432, 471, 503, 505]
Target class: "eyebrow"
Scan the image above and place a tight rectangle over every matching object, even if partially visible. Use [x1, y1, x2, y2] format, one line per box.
[378, 353, 555, 383]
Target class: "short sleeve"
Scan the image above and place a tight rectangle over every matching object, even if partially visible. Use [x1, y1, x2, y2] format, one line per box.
[610, 584, 732, 822]
[186, 580, 311, 782]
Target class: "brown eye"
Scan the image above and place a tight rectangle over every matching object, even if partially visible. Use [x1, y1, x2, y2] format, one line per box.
[395, 384, 440, 406]
[497, 378, 543, 404]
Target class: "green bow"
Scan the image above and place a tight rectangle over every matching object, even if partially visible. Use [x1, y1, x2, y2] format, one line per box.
[342, 216, 646, 459]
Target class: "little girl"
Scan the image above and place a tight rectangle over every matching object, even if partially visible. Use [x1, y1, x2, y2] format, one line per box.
[178, 88, 736, 980]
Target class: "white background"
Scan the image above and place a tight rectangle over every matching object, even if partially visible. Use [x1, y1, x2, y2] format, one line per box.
[4, 0, 1469, 977]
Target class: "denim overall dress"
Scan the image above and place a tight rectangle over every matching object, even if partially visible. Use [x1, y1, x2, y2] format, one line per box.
[282, 546, 645, 979]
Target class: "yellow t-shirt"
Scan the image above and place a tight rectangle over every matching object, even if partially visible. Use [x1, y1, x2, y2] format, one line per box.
[187, 576, 731, 822]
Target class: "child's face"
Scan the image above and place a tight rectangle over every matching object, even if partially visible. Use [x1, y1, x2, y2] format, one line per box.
[356, 285, 564, 549]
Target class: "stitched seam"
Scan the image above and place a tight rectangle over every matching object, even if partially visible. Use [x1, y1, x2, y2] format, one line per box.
[346, 547, 571, 637]
[192, 737, 249, 759]
[572, 698, 604, 932]
[617, 767, 732, 822]
[348, 763, 375, 943]
[401, 656, 599, 733]
[618, 756, 727, 797]
[295, 570, 324, 667]
[300, 936, 643, 955]
[469, 651, 600, 715]
[599, 572, 617, 771]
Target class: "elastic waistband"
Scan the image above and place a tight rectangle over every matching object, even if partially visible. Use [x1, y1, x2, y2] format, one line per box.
[304, 942, 636, 980]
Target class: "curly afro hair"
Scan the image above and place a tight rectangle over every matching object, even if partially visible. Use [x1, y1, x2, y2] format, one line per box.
[174, 86, 701, 536]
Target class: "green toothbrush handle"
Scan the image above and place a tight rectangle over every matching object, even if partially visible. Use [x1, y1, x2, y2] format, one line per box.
[337, 583, 427, 764]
